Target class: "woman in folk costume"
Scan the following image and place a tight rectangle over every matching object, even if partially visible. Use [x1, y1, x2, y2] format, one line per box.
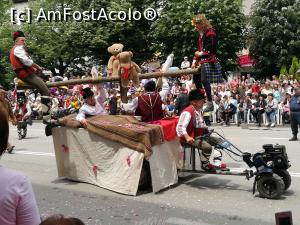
[191, 14, 224, 112]
[9, 31, 51, 123]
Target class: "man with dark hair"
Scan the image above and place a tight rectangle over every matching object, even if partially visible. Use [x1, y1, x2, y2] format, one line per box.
[9, 31, 50, 123]
[39, 214, 85, 225]
[135, 80, 164, 122]
[175, 86, 189, 115]
[76, 87, 107, 128]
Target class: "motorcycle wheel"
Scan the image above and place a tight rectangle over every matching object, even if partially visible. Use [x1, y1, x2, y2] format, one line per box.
[257, 173, 284, 199]
[18, 129, 23, 140]
[22, 127, 27, 139]
[274, 169, 291, 190]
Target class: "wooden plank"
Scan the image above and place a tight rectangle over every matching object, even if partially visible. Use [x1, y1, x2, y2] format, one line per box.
[17, 68, 200, 89]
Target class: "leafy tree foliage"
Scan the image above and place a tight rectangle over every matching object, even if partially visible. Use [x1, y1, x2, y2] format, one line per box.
[280, 56, 300, 80]
[249, 0, 300, 77]
[150, 0, 246, 73]
[1, 0, 245, 84]
[22, 0, 159, 76]
[0, 0, 15, 89]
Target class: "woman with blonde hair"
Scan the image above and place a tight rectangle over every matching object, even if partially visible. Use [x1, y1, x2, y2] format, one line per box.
[191, 14, 224, 112]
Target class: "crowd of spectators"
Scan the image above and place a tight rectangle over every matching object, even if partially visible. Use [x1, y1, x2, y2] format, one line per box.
[5, 58, 300, 128]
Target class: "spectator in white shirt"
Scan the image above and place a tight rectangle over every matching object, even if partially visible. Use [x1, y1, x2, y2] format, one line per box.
[180, 56, 191, 69]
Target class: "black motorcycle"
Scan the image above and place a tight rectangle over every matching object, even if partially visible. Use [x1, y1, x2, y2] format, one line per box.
[181, 130, 291, 199]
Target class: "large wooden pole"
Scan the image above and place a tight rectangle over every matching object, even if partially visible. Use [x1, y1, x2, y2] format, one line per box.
[17, 68, 200, 89]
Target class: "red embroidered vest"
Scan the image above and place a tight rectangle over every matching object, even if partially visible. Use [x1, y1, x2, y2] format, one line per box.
[180, 105, 205, 143]
[10, 45, 34, 78]
[136, 92, 163, 122]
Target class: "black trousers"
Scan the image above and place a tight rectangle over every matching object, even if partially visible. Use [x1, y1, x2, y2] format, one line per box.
[290, 112, 300, 136]
[251, 109, 264, 125]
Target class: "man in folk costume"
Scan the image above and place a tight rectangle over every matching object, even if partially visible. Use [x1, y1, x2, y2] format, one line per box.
[135, 80, 164, 122]
[9, 31, 51, 123]
[13, 90, 32, 140]
[76, 87, 107, 128]
[176, 89, 226, 172]
[191, 14, 224, 112]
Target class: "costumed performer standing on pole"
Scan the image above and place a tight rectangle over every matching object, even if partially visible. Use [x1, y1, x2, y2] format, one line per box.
[191, 14, 224, 112]
[9, 31, 51, 124]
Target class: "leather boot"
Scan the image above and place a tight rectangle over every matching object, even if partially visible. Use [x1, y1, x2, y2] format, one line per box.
[289, 135, 298, 141]
[41, 96, 51, 124]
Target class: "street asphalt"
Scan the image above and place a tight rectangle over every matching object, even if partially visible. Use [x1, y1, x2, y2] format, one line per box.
[1, 122, 299, 225]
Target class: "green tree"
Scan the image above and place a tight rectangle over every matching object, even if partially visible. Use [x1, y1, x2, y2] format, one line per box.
[150, 0, 246, 74]
[21, 0, 110, 76]
[0, 0, 15, 89]
[279, 56, 300, 81]
[249, 0, 300, 78]
[19, 0, 159, 76]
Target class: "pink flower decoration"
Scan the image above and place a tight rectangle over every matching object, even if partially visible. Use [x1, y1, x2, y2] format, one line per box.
[199, 88, 206, 95]
[92, 164, 97, 173]
[62, 144, 69, 153]
[126, 155, 131, 167]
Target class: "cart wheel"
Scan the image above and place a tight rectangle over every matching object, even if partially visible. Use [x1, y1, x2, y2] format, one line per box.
[18, 129, 23, 140]
[138, 160, 152, 191]
[274, 169, 291, 191]
[22, 127, 27, 139]
[257, 173, 284, 199]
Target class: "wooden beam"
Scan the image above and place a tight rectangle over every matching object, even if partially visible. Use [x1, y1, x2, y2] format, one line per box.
[17, 68, 200, 89]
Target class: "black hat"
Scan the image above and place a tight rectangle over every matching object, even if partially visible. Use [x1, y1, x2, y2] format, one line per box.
[189, 89, 206, 101]
[81, 87, 94, 99]
[13, 31, 25, 41]
[144, 80, 156, 92]
[17, 90, 26, 99]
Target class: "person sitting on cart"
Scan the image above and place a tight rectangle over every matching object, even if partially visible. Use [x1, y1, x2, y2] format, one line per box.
[76, 86, 107, 128]
[176, 89, 227, 172]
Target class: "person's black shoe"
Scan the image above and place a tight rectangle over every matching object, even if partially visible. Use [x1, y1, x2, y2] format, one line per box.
[45, 124, 52, 136]
[42, 114, 51, 125]
[7, 145, 15, 154]
[26, 118, 33, 126]
[289, 136, 298, 141]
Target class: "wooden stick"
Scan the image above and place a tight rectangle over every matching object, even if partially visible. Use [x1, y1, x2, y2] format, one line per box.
[17, 68, 200, 89]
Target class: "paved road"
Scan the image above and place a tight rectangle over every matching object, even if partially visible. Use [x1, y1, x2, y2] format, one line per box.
[1, 122, 299, 225]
